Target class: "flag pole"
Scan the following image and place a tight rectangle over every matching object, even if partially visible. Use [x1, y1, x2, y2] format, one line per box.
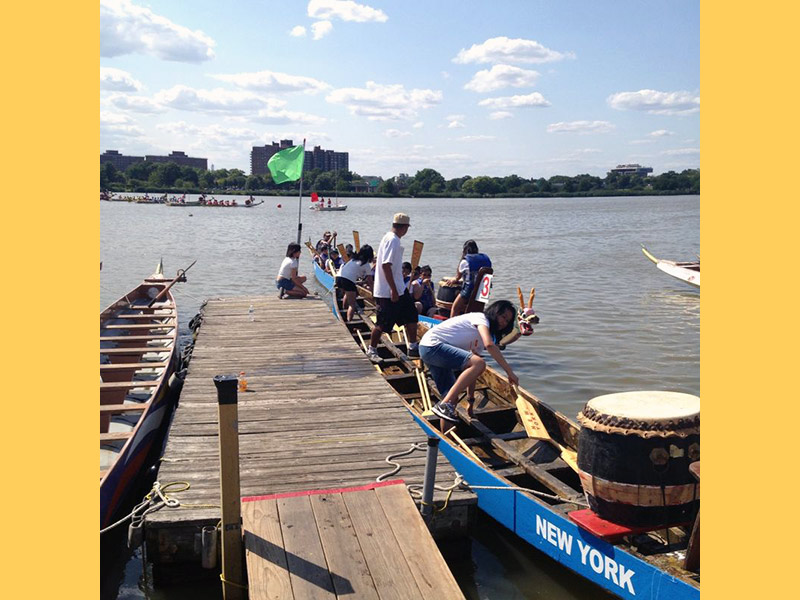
[296, 139, 306, 245]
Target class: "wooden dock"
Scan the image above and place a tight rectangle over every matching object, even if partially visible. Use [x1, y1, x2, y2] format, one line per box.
[146, 295, 475, 575]
[242, 480, 464, 599]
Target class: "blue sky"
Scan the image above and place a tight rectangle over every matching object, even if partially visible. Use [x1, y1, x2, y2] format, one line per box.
[100, 0, 699, 179]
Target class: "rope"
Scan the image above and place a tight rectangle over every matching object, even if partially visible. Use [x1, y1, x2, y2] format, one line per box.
[375, 442, 589, 511]
[219, 575, 249, 590]
[100, 481, 190, 535]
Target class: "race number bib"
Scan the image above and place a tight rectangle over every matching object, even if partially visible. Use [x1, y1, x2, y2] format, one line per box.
[476, 273, 493, 303]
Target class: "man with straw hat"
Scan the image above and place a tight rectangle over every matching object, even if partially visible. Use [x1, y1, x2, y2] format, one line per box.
[366, 213, 419, 362]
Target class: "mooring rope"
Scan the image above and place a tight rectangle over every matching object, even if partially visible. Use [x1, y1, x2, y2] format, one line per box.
[100, 481, 189, 535]
[377, 443, 589, 511]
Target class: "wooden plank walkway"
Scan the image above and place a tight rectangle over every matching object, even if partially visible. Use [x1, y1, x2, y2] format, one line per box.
[242, 480, 464, 600]
[146, 295, 475, 568]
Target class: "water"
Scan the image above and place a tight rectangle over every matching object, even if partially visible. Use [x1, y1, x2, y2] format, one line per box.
[100, 194, 698, 599]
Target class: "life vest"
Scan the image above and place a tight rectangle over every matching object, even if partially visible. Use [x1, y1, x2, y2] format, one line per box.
[465, 253, 492, 283]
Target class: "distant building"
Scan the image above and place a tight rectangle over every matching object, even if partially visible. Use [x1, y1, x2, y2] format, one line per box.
[100, 150, 144, 171]
[361, 176, 383, 193]
[145, 151, 207, 170]
[251, 140, 295, 175]
[609, 163, 653, 177]
[100, 149, 207, 171]
[251, 141, 349, 176]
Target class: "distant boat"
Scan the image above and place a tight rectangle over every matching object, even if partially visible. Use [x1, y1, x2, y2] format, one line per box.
[641, 245, 700, 288]
[310, 204, 348, 211]
[166, 200, 264, 208]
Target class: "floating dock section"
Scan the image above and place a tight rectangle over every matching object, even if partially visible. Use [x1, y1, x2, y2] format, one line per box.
[146, 295, 475, 577]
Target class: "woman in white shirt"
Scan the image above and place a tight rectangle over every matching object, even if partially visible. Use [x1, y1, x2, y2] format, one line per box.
[335, 245, 374, 321]
[275, 243, 309, 299]
[420, 300, 520, 423]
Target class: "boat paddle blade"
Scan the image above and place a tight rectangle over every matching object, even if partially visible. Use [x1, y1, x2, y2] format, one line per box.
[353, 230, 361, 252]
[515, 394, 549, 440]
[411, 240, 424, 270]
[337, 243, 348, 262]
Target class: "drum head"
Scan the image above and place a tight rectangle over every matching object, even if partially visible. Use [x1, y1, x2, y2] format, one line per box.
[578, 391, 699, 437]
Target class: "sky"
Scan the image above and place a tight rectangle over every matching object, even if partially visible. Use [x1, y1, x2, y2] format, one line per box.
[100, 0, 700, 180]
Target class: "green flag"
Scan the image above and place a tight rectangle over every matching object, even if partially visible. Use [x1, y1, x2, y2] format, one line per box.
[267, 145, 305, 184]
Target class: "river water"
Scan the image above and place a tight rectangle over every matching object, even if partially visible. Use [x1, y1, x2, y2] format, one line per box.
[101, 194, 698, 599]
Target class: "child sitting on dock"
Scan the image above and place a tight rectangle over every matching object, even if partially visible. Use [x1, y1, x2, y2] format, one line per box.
[422, 300, 519, 423]
[276, 243, 309, 299]
[336, 245, 374, 321]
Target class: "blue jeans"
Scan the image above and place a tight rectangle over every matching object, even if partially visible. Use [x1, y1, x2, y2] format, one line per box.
[276, 278, 295, 291]
[419, 343, 472, 399]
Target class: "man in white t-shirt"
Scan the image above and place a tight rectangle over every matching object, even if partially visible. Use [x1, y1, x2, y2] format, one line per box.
[366, 213, 419, 362]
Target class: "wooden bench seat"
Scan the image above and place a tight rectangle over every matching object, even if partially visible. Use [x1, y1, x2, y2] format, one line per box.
[100, 335, 175, 342]
[100, 381, 160, 390]
[100, 403, 148, 414]
[102, 323, 175, 330]
[100, 347, 173, 354]
[100, 362, 169, 371]
[104, 313, 176, 320]
[100, 431, 133, 442]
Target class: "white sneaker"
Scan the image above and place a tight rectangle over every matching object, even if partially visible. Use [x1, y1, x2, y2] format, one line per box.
[365, 347, 382, 363]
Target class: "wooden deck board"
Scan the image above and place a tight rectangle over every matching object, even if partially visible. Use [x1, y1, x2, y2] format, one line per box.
[147, 294, 475, 538]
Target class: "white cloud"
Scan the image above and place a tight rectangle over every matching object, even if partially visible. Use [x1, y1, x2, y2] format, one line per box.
[453, 36, 574, 65]
[546, 120, 615, 134]
[100, 112, 145, 139]
[489, 111, 513, 120]
[307, 0, 388, 23]
[457, 135, 497, 142]
[154, 85, 283, 113]
[100, 111, 134, 125]
[447, 120, 465, 129]
[311, 20, 333, 39]
[384, 129, 411, 138]
[464, 64, 540, 93]
[100, 0, 215, 63]
[662, 148, 700, 156]
[650, 129, 675, 137]
[209, 70, 330, 94]
[478, 92, 550, 109]
[100, 67, 143, 92]
[109, 93, 165, 113]
[290, 25, 307, 37]
[252, 108, 327, 125]
[412, 122, 424, 129]
[607, 89, 700, 116]
[326, 81, 442, 120]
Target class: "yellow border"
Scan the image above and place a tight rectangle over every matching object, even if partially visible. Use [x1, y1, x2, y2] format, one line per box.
[4, 2, 96, 596]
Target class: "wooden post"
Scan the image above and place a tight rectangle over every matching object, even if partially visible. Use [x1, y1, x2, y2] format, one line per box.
[214, 374, 245, 600]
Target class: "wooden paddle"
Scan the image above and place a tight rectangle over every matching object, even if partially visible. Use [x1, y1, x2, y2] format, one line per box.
[337, 243, 349, 262]
[146, 260, 197, 307]
[513, 386, 578, 472]
[410, 240, 424, 270]
[445, 427, 481, 462]
[353, 230, 361, 252]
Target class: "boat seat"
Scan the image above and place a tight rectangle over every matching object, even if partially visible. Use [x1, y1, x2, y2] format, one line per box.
[100, 362, 169, 370]
[107, 313, 176, 320]
[102, 323, 175, 330]
[100, 347, 172, 354]
[100, 403, 149, 414]
[100, 381, 160, 390]
[100, 431, 133, 442]
[100, 335, 174, 342]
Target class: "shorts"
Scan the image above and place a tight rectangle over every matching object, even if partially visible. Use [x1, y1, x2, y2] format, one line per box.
[419, 343, 473, 398]
[276, 278, 295, 291]
[375, 290, 419, 331]
[335, 276, 357, 292]
[460, 278, 475, 299]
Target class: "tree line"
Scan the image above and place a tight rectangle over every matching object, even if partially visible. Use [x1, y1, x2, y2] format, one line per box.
[101, 161, 699, 197]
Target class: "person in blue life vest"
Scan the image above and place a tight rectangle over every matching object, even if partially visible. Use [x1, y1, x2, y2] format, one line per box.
[329, 248, 343, 271]
[411, 265, 437, 316]
[447, 240, 492, 317]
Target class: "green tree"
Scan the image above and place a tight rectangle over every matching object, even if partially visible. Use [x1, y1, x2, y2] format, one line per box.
[378, 178, 397, 195]
[180, 166, 199, 186]
[412, 168, 445, 193]
[245, 175, 265, 190]
[126, 161, 155, 182]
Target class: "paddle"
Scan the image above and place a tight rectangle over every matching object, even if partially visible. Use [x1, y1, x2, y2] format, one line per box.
[146, 260, 197, 308]
[353, 230, 361, 252]
[410, 240, 424, 270]
[337, 243, 349, 263]
[513, 385, 578, 472]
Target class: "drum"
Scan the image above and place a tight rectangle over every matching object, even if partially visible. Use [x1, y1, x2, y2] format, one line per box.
[577, 391, 700, 527]
[435, 279, 460, 312]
